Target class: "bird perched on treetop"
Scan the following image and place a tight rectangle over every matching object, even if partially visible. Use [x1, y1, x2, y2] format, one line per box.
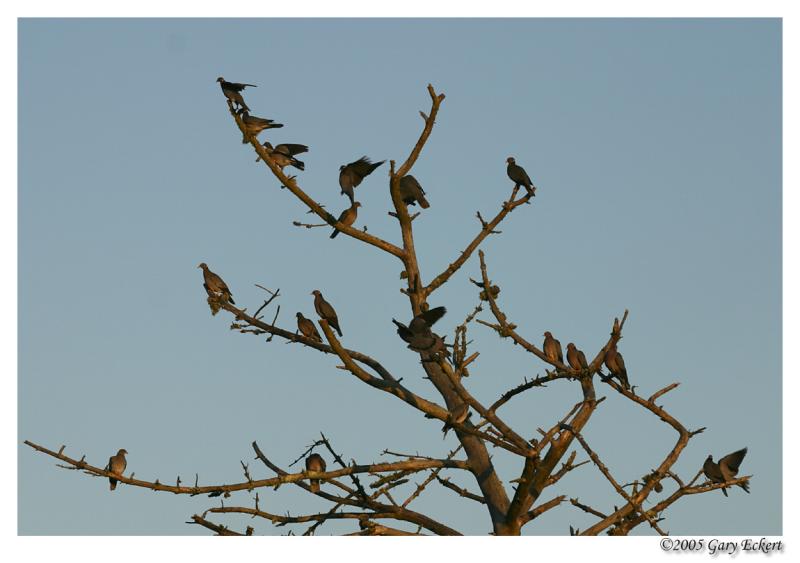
[198, 263, 235, 304]
[392, 306, 448, 355]
[703, 448, 750, 497]
[604, 344, 630, 390]
[339, 156, 385, 204]
[398, 175, 430, 209]
[305, 453, 327, 493]
[543, 331, 564, 365]
[506, 157, 536, 197]
[312, 290, 342, 337]
[566, 342, 589, 372]
[216, 77, 256, 112]
[330, 202, 361, 239]
[106, 449, 128, 491]
[240, 111, 283, 143]
[257, 142, 309, 171]
[296, 312, 322, 343]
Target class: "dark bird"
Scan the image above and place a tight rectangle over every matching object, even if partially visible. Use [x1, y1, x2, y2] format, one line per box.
[604, 345, 630, 390]
[442, 402, 470, 437]
[398, 175, 430, 208]
[296, 312, 322, 342]
[312, 290, 342, 337]
[392, 306, 448, 354]
[566, 342, 589, 371]
[240, 110, 284, 143]
[642, 472, 664, 493]
[305, 453, 327, 493]
[339, 156, 385, 204]
[106, 448, 128, 491]
[704, 448, 750, 497]
[216, 77, 256, 112]
[330, 202, 361, 239]
[543, 331, 564, 364]
[198, 262, 235, 304]
[506, 157, 536, 197]
[257, 142, 309, 171]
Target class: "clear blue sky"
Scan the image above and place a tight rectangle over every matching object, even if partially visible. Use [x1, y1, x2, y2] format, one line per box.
[18, 18, 781, 536]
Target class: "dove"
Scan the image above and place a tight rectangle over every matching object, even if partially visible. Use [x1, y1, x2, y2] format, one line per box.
[296, 312, 322, 342]
[305, 453, 327, 493]
[216, 77, 256, 111]
[312, 290, 342, 337]
[566, 342, 589, 372]
[106, 449, 128, 491]
[543, 331, 564, 364]
[198, 263, 235, 304]
[240, 110, 283, 143]
[392, 307, 447, 354]
[257, 142, 308, 170]
[398, 175, 430, 208]
[330, 202, 361, 239]
[339, 157, 385, 204]
[604, 345, 630, 389]
[506, 157, 536, 197]
[442, 402, 470, 437]
[703, 448, 750, 497]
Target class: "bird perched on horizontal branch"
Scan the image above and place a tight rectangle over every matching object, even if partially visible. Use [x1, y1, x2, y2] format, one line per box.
[330, 202, 361, 239]
[703, 448, 750, 497]
[296, 312, 322, 342]
[240, 111, 283, 143]
[543, 331, 564, 364]
[106, 448, 128, 491]
[339, 156, 385, 204]
[398, 175, 430, 209]
[216, 77, 256, 112]
[506, 157, 536, 197]
[312, 290, 342, 337]
[392, 306, 448, 355]
[305, 453, 327, 493]
[566, 343, 589, 372]
[198, 262, 235, 304]
[604, 344, 630, 389]
[257, 142, 309, 170]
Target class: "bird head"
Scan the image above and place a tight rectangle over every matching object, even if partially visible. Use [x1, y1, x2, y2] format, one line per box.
[339, 165, 345, 171]
[506, 157, 516, 164]
[296, 312, 303, 318]
[544, 331, 552, 337]
[216, 77, 224, 83]
[311, 290, 321, 297]
[353, 202, 362, 208]
[197, 262, 207, 270]
[705, 455, 713, 462]
[118, 449, 128, 456]
[566, 342, 576, 350]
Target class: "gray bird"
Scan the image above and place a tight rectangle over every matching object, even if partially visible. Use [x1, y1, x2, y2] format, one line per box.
[257, 142, 309, 171]
[543, 331, 564, 364]
[240, 111, 284, 143]
[506, 157, 536, 197]
[398, 175, 430, 209]
[296, 312, 322, 342]
[392, 306, 448, 354]
[566, 342, 589, 372]
[305, 453, 327, 493]
[442, 402, 470, 436]
[312, 290, 342, 337]
[703, 448, 750, 497]
[339, 156, 385, 204]
[216, 77, 256, 112]
[604, 345, 630, 390]
[330, 202, 361, 239]
[198, 263, 235, 304]
[106, 448, 128, 491]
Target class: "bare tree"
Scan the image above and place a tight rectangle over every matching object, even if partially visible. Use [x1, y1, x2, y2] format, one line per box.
[25, 84, 751, 536]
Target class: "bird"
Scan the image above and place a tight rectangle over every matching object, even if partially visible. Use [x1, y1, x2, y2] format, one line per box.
[703, 448, 750, 496]
[398, 175, 430, 208]
[106, 449, 128, 491]
[330, 202, 361, 239]
[198, 263, 235, 304]
[543, 331, 564, 364]
[257, 142, 309, 171]
[305, 453, 327, 493]
[339, 156, 385, 204]
[216, 77, 256, 112]
[566, 343, 589, 372]
[240, 111, 283, 143]
[296, 312, 322, 342]
[442, 402, 470, 436]
[604, 345, 630, 390]
[506, 157, 536, 197]
[392, 306, 448, 354]
[312, 290, 342, 337]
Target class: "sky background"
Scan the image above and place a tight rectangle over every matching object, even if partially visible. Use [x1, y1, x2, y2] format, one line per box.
[17, 18, 781, 536]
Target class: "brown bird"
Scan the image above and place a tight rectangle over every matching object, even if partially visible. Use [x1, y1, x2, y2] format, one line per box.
[703, 448, 750, 497]
[604, 345, 630, 389]
[312, 290, 342, 337]
[257, 142, 309, 170]
[543, 331, 564, 364]
[216, 77, 256, 112]
[442, 402, 470, 437]
[330, 201, 361, 239]
[106, 449, 128, 491]
[339, 156, 385, 204]
[240, 110, 283, 143]
[198, 262, 235, 304]
[305, 453, 327, 493]
[506, 157, 536, 196]
[392, 306, 448, 354]
[566, 343, 589, 371]
[398, 175, 430, 209]
[296, 312, 322, 342]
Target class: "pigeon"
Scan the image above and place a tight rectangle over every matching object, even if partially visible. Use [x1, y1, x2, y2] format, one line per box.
[442, 402, 470, 436]
[216, 77, 256, 112]
[106, 449, 128, 491]
[198, 263, 235, 304]
[604, 345, 630, 390]
[566, 343, 589, 372]
[296, 312, 322, 342]
[398, 175, 430, 208]
[312, 290, 342, 337]
[330, 202, 361, 239]
[339, 156, 385, 204]
[543, 331, 564, 364]
[392, 306, 448, 354]
[506, 157, 536, 197]
[257, 142, 309, 171]
[305, 453, 327, 493]
[240, 111, 284, 143]
[703, 448, 750, 497]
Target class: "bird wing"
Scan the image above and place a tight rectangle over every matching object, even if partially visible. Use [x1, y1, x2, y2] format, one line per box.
[420, 306, 447, 327]
[276, 144, 309, 156]
[720, 448, 748, 474]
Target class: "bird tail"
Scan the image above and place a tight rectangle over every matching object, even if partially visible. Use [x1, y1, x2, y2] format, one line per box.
[110, 478, 117, 491]
[226, 293, 236, 305]
[333, 323, 343, 337]
[292, 159, 305, 171]
[310, 479, 320, 493]
[721, 487, 729, 497]
[330, 229, 340, 239]
[268, 122, 284, 129]
[417, 194, 430, 209]
[739, 481, 750, 494]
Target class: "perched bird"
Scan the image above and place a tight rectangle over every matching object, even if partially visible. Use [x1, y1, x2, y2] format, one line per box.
[305, 453, 327, 493]
[543, 331, 564, 364]
[442, 402, 470, 436]
[257, 142, 309, 171]
[330, 202, 361, 239]
[604, 345, 630, 390]
[240, 111, 283, 143]
[506, 157, 536, 197]
[339, 156, 385, 204]
[566, 343, 589, 372]
[642, 472, 664, 493]
[398, 175, 430, 209]
[106, 449, 128, 491]
[703, 448, 750, 497]
[198, 262, 235, 304]
[216, 77, 256, 112]
[296, 312, 322, 342]
[312, 290, 342, 337]
[392, 306, 448, 355]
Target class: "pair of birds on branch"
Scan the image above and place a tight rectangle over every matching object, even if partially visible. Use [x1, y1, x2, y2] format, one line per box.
[296, 290, 343, 341]
[542, 331, 630, 389]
